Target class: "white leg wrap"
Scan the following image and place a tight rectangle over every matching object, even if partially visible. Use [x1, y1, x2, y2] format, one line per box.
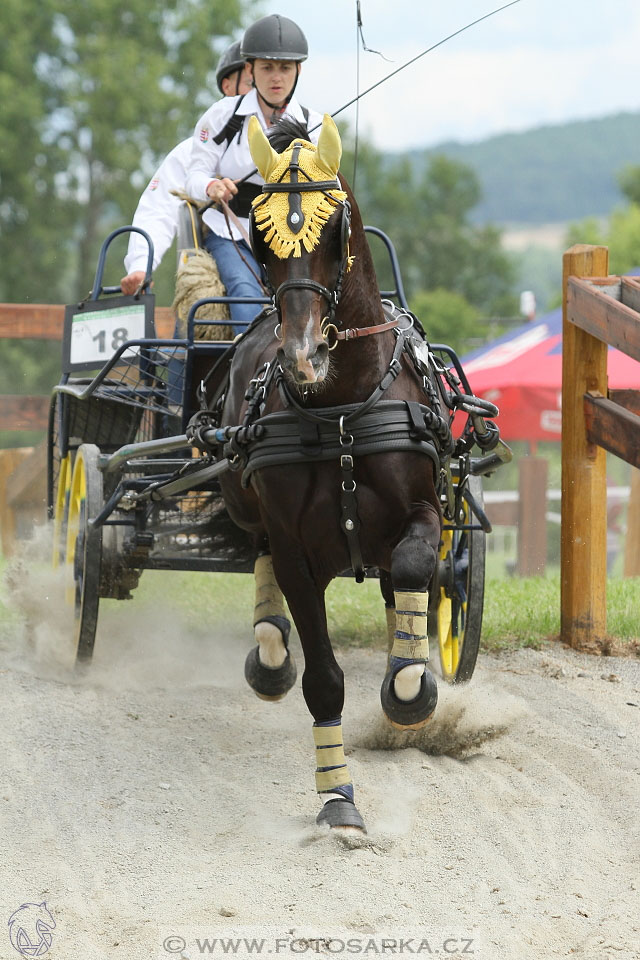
[391, 590, 429, 702]
[255, 620, 287, 669]
[253, 554, 286, 621]
[313, 723, 351, 795]
[385, 606, 396, 656]
[253, 554, 287, 668]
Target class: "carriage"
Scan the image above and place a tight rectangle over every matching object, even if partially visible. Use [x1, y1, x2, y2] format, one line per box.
[50, 117, 516, 832]
[47, 216, 510, 682]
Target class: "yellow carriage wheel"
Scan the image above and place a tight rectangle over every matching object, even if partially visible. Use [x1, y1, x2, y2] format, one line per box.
[52, 453, 73, 568]
[437, 529, 459, 680]
[434, 474, 486, 684]
[65, 444, 103, 662]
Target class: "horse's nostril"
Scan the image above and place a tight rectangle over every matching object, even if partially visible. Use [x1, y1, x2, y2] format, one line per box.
[315, 341, 329, 363]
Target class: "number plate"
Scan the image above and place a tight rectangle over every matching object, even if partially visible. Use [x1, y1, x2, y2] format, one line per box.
[62, 294, 155, 372]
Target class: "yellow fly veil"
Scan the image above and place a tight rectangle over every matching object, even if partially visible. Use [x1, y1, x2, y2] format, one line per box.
[248, 114, 348, 259]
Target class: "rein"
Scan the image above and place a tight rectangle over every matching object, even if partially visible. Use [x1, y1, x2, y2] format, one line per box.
[219, 199, 269, 294]
[322, 317, 398, 348]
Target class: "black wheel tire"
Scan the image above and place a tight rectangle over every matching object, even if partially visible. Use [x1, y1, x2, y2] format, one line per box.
[431, 473, 486, 683]
[65, 444, 103, 663]
[48, 392, 73, 567]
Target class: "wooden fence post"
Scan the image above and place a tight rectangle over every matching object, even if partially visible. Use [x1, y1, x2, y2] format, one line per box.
[561, 245, 609, 648]
[517, 457, 548, 576]
[623, 467, 640, 577]
[0, 448, 33, 557]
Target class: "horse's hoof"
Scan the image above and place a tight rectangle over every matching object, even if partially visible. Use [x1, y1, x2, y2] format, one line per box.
[244, 644, 297, 701]
[380, 666, 438, 729]
[316, 799, 367, 833]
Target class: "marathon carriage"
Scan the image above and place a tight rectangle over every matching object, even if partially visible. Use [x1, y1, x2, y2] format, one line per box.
[48, 217, 509, 682]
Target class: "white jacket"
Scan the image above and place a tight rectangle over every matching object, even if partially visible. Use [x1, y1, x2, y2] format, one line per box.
[123, 138, 192, 275]
[186, 88, 323, 242]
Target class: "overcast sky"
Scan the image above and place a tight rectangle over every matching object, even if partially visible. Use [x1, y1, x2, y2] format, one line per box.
[257, 0, 640, 150]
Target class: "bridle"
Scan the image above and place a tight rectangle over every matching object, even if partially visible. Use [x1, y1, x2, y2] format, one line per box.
[249, 142, 353, 333]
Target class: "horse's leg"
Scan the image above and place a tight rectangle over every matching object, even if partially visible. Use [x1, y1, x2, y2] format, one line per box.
[244, 547, 297, 701]
[269, 535, 366, 832]
[379, 570, 396, 663]
[380, 511, 440, 730]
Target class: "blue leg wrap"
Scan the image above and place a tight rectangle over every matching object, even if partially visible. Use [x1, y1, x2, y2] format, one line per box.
[389, 654, 428, 678]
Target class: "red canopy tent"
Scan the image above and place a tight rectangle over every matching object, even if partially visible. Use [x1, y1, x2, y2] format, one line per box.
[459, 306, 640, 442]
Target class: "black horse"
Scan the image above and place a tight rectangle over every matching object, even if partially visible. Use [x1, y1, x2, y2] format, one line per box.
[217, 114, 449, 832]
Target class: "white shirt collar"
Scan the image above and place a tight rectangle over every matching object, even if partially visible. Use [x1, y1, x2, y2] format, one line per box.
[236, 88, 307, 128]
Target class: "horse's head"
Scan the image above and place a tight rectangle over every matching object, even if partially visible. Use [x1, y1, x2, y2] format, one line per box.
[248, 114, 352, 387]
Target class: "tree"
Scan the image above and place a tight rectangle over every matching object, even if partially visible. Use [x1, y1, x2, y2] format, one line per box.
[409, 288, 481, 355]
[340, 133, 516, 317]
[608, 204, 640, 274]
[0, 0, 254, 304]
[566, 181, 640, 277]
[618, 165, 640, 207]
[0, 0, 73, 303]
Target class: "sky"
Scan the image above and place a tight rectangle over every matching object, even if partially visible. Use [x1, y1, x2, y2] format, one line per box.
[252, 0, 640, 150]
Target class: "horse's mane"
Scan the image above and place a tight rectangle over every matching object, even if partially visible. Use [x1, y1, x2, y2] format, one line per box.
[268, 117, 311, 154]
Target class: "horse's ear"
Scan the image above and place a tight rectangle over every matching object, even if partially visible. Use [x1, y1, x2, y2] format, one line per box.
[248, 115, 279, 181]
[315, 114, 342, 178]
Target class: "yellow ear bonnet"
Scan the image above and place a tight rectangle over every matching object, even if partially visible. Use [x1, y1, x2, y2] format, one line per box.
[250, 114, 347, 259]
[247, 115, 279, 181]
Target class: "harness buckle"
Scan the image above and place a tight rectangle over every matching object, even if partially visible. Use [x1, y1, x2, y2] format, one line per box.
[340, 454, 354, 471]
[321, 319, 339, 351]
[250, 361, 271, 386]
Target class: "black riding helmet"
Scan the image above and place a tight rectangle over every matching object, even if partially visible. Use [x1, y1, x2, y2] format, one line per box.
[241, 14, 308, 62]
[215, 40, 246, 94]
[242, 15, 308, 114]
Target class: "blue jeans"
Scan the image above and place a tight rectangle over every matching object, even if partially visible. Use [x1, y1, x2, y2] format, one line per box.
[204, 233, 265, 335]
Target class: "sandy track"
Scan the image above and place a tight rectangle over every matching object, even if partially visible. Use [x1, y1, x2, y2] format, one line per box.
[1, 558, 639, 960]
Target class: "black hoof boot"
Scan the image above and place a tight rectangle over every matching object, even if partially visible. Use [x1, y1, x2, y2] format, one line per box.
[380, 664, 438, 730]
[244, 618, 297, 701]
[316, 799, 367, 832]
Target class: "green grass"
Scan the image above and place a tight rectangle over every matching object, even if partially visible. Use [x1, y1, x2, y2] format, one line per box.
[481, 572, 561, 651]
[2, 553, 638, 656]
[100, 568, 390, 649]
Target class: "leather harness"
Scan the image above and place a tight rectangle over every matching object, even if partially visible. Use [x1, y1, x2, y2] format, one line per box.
[219, 311, 453, 582]
[203, 147, 455, 581]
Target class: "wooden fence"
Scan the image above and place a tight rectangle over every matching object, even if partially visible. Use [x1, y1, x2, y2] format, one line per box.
[561, 245, 640, 648]
[0, 303, 174, 431]
[0, 302, 175, 555]
[3, 286, 640, 590]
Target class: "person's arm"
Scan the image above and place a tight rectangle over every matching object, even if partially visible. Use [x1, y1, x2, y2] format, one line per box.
[121, 144, 188, 292]
[186, 104, 238, 204]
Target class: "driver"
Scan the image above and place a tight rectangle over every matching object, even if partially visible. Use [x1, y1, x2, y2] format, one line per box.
[186, 14, 323, 334]
[120, 41, 252, 296]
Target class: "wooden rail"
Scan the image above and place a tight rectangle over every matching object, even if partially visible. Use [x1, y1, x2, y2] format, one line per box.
[561, 245, 640, 649]
[0, 302, 176, 554]
[0, 302, 175, 340]
[0, 303, 175, 431]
